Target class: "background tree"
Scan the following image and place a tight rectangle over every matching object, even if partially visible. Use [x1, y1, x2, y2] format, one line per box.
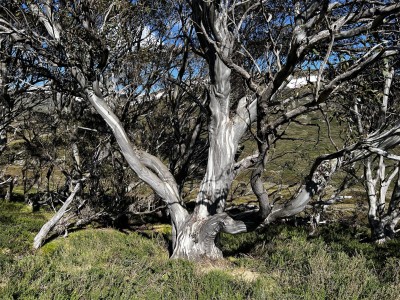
[331, 58, 400, 242]
[0, 3, 48, 199]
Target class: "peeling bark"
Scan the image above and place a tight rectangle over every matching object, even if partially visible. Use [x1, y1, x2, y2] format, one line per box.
[171, 213, 248, 260]
[191, 7, 237, 218]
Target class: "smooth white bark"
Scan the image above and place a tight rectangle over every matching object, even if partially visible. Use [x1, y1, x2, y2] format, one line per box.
[33, 181, 82, 249]
[84, 85, 188, 230]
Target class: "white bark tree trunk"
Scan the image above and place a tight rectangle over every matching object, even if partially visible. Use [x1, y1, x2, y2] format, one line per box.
[79, 81, 189, 249]
[0, 58, 8, 154]
[193, 55, 237, 218]
[366, 160, 400, 243]
[33, 181, 82, 249]
[362, 62, 399, 243]
[171, 212, 249, 260]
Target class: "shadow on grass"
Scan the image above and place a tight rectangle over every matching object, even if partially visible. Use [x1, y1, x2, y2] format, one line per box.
[316, 221, 400, 264]
[220, 223, 289, 257]
[220, 216, 400, 269]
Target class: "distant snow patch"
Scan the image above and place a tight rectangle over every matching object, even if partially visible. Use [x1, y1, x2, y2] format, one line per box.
[287, 75, 318, 89]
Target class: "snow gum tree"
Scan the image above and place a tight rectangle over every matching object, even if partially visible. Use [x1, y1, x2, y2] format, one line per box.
[1, 0, 399, 260]
[335, 59, 400, 243]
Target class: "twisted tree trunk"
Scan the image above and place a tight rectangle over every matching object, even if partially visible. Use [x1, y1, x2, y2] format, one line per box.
[171, 212, 249, 260]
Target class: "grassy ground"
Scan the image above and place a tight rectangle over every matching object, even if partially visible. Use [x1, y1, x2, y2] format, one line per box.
[1, 201, 400, 299]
